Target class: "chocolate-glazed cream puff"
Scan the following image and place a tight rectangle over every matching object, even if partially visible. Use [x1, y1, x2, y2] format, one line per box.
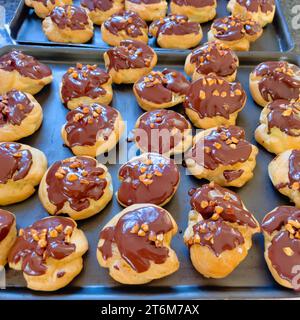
[262, 206, 300, 290]
[97, 204, 179, 284]
[25, 0, 73, 19]
[0, 90, 43, 142]
[227, 0, 276, 27]
[61, 104, 125, 157]
[81, 0, 124, 25]
[269, 149, 300, 208]
[60, 63, 113, 110]
[149, 14, 202, 49]
[8, 216, 88, 291]
[134, 109, 192, 156]
[125, 0, 167, 21]
[0, 210, 16, 266]
[255, 100, 300, 154]
[184, 74, 246, 129]
[208, 15, 263, 51]
[101, 10, 148, 46]
[104, 40, 157, 84]
[250, 61, 300, 107]
[0, 50, 53, 95]
[39, 156, 113, 220]
[170, 0, 217, 23]
[184, 182, 260, 278]
[184, 41, 239, 82]
[42, 5, 94, 43]
[133, 69, 190, 111]
[117, 153, 180, 207]
[185, 126, 258, 187]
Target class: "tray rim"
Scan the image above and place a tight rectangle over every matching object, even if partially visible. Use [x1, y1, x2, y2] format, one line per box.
[8, 0, 296, 54]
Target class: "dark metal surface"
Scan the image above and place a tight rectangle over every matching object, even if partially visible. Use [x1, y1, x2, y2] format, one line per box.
[0, 45, 299, 300]
[9, 0, 294, 53]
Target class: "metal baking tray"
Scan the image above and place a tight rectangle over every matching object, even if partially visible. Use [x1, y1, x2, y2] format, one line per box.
[0, 44, 300, 300]
[9, 0, 294, 53]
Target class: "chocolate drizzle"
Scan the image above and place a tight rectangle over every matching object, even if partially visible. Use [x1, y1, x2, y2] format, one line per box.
[236, 0, 274, 13]
[172, 0, 215, 7]
[64, 104, 118, 147]
[212, 16, 262, 41]
[0, 50, 52, 80]
[61, 63, 110, 104]
[99, 205, 174, 273]
[190, 42, 238, 78]
[134, 69, 190, 104]
[135, 109, 190, 154]
[46, 157, 108, 213]
[103, 10, 147, 37]
[50, 5, 90, 30]
[118, 153, 180, 206]
[0, 90, 34, 126]
[81, 0, 114, 11]
[254, 61, 300, 102]
[184, 74, 246, 119]
[8, 217, 76, 276]
[106, 40, 155, 71]
[0, 209, 14, 242]
[0, 143, 32, 184]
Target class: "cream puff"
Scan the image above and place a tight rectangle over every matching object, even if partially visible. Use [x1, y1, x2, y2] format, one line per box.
[25, 0, 73, 19]
[125, 0, 167, 21]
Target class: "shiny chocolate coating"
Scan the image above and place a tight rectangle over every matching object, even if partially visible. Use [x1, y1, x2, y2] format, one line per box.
[81, 0, 115, 11]
[236, 0, 275, 13]
[0, 209, 15, 242]
[172, 0, 215, 7]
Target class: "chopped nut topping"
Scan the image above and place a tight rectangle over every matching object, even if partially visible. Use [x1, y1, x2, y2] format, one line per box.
[221, 91, 227, 98]
[234, 89, 242, 96]
[38, 239, 47, 248]
[157, 233, 164, 242]
[69, 161, 81, 169]
[148, 231, 156, 241]
[211, 213, 219, 221]
[49, 229, 58, 238]
[64, 226, 73, 236]
[283, 247, 294, 256]
[19, 229, 24, 237]
[282, 108, 293, 117]
[204, 146, 211, 153]
[285, 223, 295, 234]
[55, 224, 63, 232]
[291, 182, 300, 190]
[213, 142, 222, 149]
[138, 229, 146, 237]
[288, 219, 300, 229]
[229, 143, 237, 149]
[194, 233, 201, 244]
[212, 90, 220, 96]
[130, 223, 139, 234]
[201, 200, 209, 208]
[67, 173, 78, 182]
[154, 170, 162, 177]
[199, 90, 206, 100]
[55, 172, 65, 179]
[215, 206, 224, 214]
[141, 223, 149, 232]
[231, 137, 239, 144]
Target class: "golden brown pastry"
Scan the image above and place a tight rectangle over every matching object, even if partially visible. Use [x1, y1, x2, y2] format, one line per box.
[101, 10, 148, 46]
[8, 216, 88, 291]
[149, 14, 202, 49]
[227, 0, 276, 27]
[42, 5, 94, 44]
[184, 41, 239, 82]
[0, 142, 47, 206]
[255, 100, 300, 154]
[60, 63, 113, 110]
[185, 125, 258, 187]
[269, 149, 300, 208]
[184, 74, 246, 129]
[133, 69, 190, 111]
[249, 61, 300, 107]
[208, 15, 263, 51]
[97, 203, 179, 284]
[184, 182, 260, 278]
[104, 40, 157, 84]
[61, 104, 125, 157]
[0, 90, 43, 142]
[125, 0, 167, 21]
[39, 156, 113, 220]
[170, 0, 217, 23]
[27, 0, 73, 19]
[81, 0, 124, 25]
[262, 206, 300, 290]
[0, 50, 53, 95]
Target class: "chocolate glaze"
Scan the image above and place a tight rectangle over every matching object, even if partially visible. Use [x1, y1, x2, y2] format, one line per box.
[134, 69, 190, 104]
[0, 209, 14, 242]
[50, 5, 90, 30]
[127, 0, 161, 3]
[46, 157, 108, 213]
[184, 74, 246, 119]
[262, 206, 300, 287]
[267, 100, 300, 137]
[64, 104, 118, 147]
[106, 40, 155, 71]
[0, 50, 52, 80]
[0, 90, 34, 126]
[61, 64, 110, 104]
[8, 217, 76, 276]
[135, 109, 190, 154]
[104, 10, 147, 37]
[99, 205, 173, 272]
[81, 0, 114, 11]
[172, 0, 214, 7]
[151, 14, 200, 36]
[212, 16, 262, 41]
[190, 42, 238, 78]
[236, 0, 275, 13]
[0, 143, 32, 184]
[118, 153, 180, 206]
[254, 61, 300, 102]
